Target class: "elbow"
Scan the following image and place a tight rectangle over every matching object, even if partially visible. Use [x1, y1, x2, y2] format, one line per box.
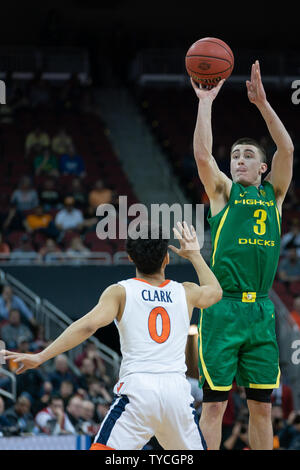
[194, 150, 211, 164]
[208, 286, 223, 307]
[214, 287, 223, 303]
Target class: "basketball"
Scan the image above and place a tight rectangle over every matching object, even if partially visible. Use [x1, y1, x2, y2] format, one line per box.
[185, 37, 234, 87]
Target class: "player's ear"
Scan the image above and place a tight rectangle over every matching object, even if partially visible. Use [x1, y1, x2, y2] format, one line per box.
[260, 162, 268, 175]
[163, 252, 170, 267]
[128, 255, 133, 263]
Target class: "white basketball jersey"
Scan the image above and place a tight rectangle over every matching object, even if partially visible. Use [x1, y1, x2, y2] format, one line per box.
[115, 278, 190, 379]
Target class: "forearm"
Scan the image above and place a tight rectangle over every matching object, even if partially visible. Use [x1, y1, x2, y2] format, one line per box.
[39, 318, 94, 364]
[193, 98, 214, 161]
[257, 101, 294, 152]
[188, 252, 221, 291]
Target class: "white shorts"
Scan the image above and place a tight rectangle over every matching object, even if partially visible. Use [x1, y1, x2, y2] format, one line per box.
[93, 373, 206, 450]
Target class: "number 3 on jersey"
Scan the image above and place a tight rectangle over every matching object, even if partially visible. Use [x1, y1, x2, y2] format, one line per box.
[148, 307, 171, 344]
[253, 209, 267, 236]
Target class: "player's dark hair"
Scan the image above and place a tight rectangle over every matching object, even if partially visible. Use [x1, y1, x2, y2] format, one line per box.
[126, 223, 169, 275]
[231, 137, 267, 163]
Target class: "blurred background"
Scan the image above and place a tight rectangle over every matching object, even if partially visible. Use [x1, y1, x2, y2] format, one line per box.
[0, 0, 300, 450]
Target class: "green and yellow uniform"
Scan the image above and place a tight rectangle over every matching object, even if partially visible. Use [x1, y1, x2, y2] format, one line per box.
[198, 180, 281, 390]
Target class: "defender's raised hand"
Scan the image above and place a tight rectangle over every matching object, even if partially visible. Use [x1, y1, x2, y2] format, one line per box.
[169, 221, 200, 259]
[190, 77, 225, 101]
[246, 60, 267, 106]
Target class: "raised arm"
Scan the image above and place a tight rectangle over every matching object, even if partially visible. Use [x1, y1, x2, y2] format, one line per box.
[246, 60, 294, 210]
[169, 222, 222, 312]
[1, 284, 124, 374]
[191, 78, 232, 208]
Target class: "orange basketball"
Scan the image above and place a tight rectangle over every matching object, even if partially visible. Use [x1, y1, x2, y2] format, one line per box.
[185, 37, 234, 87]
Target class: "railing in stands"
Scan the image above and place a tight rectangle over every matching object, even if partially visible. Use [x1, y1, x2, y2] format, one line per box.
[0, 368, 16, 402]
[0, 269, 121, 398]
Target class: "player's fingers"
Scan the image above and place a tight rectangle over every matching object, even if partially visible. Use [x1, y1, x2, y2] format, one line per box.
[183, 221, 192, 239]
[173, 226, 182, 240]
[190, 225, 197, 238]
[216, 78, 226, 90]
[190, 77, 198, 90]
[16, 363, 26, 375]
[176, 221, 184, 236]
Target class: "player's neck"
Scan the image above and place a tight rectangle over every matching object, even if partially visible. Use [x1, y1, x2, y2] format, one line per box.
[135, 269, 166, 287]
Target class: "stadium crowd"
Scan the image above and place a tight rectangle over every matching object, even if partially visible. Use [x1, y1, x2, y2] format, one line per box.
[0, 284, 113, 439]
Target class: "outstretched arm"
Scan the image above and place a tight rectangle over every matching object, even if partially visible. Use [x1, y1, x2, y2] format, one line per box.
[246, 60, 294, 209]
[169, 222, 222, 311]
[191, 78, 232, 202]
[1, 284, 124, 374]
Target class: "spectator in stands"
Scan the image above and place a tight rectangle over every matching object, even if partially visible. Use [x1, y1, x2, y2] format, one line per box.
[4, 394, 34, 434]
[38, 238, 63, 263]
[65, 395, 83, 432]
[35, 394, 75, 435]
[95, 398, 110, 425]
[35, 380, 53, 415]
[55, 196, 84, 233]
[88, 179, 114, 209]
[10, 234, 38, 265]
[0, 396, 10, 431]
[65, 236, 90, 263]
[77, 358, 97, 391]
[0, 285, 36, 327]
[0, 309, 34, 350]
[79, 205, 99, 235]
[11, 176, 39, 212]
[78, 400, 99, 436]
[52, 128, 74, 156]
[272, 405, 286, 449]
[281, 218, 300, 257]
[70, 177, 87, 208]
[277, 411, 300, 450]
[34, 146, 59, 177]
[30, 324, 49, 352]
[39, 177, 61, 211]
[290, 296, 300, 330]
[0, 204, 25, 234]
[0, 232, 10, 258]
[25, 127, 50, 157]
[222, 407, 250, 450]
[75, 340, 109, 385]
[59, 380, 75, 407]
[86, 378, 112, 406]
[283, 181, 300, 212]
[48, 354, 77, 393]
[24, 205, 52, 235]
[278, 247, 300, 284]
[59, 143, 85, 178]
[271, 379, 294, 420]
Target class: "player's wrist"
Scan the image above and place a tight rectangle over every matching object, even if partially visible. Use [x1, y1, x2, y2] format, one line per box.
[186, 250, 202, 262]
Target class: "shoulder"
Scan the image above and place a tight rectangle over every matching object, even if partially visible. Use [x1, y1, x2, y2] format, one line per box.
[101, 283, 125, 299]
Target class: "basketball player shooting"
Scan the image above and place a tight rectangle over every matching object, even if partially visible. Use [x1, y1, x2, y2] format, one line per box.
[190, 60, 294, 449]
[1, 222, 222, 450]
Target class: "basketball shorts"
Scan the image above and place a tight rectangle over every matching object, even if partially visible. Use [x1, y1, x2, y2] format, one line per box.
[92, 372, 207, 450]
[198, 295, 280, 391]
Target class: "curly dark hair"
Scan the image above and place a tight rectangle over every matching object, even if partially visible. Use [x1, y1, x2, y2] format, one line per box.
[126, 223, 169, 275]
